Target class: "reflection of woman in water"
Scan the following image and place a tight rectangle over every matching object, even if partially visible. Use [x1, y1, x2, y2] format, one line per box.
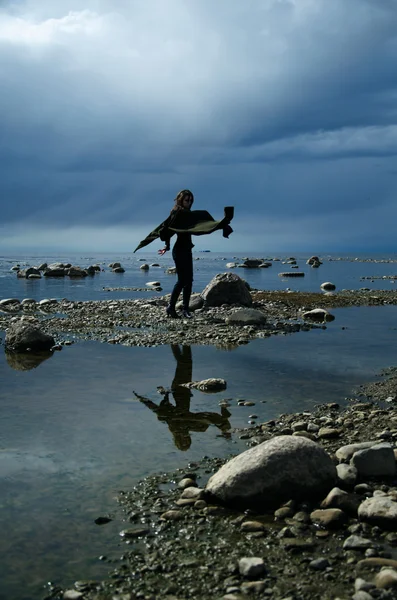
[133, 344, 231, 451]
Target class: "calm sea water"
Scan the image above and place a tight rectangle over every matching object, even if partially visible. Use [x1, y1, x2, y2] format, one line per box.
[2, 252, 397, 599]
[1, 251, 397, 302]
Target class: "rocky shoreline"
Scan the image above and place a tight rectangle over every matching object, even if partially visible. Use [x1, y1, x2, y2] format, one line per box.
[45, 391, 397, 600]
[2, 286, 397, 599]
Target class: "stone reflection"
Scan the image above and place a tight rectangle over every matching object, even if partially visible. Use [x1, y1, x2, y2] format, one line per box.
[134, 344, 231, 451]
[5, 350, 53, 371]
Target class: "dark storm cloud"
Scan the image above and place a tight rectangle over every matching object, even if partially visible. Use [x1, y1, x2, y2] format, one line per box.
[0, 0, 397, 251]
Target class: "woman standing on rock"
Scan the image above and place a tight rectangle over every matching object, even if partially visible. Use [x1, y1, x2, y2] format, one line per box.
[134, 190, 234, 319]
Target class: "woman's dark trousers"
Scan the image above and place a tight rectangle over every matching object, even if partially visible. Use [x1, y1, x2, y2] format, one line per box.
[169, 248, 193, 311]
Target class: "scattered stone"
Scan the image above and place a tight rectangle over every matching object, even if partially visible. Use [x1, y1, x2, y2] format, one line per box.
[318, 427, 340, 439]
[63, 591, 83, 600]
[178, 478, 197, 489]
[343, 535, 374, 550]
[94, 516, 112, 525]
[226, 308, 266, 326]
[238, 557, 266, 578]
[320, 487, 361, 515]
[375, 568, 397, 589]
[336, 441, 379, 463]
[351, 443, 396, 478]
[67, 267, 88, 278]
[309, 558, 330, 570]
[354, 578, 376, 593]
[119, 527, 150, 538]
[352, 592, 374, 600]
[336, 463, 358, 486]
[310, 508, 347, 528]
[240, 581, 266, 593]
[307, 256, 322, 266]
[357, 558, 397, 570]
[240, 521, 265, 532]
[0, 298, 20, 308]
[159, 510, 184, 521]
[181, 487, 205, 500]
[358, 496, 397, 528]
[302, 308, 335, 322]
[180, 378, 227, 392]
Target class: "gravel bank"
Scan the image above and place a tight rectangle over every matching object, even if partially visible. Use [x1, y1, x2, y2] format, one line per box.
[45, 395, 397, 600]
[2, 289, 397, 348]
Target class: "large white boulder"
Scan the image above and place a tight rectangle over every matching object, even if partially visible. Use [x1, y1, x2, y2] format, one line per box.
[205, 435, 336, 509]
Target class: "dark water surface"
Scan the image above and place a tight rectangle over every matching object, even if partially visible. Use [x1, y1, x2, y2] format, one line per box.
[1, 305, 397, 599]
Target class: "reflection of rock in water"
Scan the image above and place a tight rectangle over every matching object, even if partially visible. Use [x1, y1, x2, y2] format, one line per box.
[5, 350, 53, 371]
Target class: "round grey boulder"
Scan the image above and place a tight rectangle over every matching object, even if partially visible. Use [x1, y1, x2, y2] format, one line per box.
[201, 273, 252, 307]
[205, 435, 336, 509]
[226, 308, 266, 326]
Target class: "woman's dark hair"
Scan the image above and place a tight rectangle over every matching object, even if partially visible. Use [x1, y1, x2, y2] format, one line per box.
[172, 189, 194, 211]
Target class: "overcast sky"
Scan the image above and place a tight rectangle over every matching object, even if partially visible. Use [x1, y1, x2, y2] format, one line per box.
[1, 0, 396, 253]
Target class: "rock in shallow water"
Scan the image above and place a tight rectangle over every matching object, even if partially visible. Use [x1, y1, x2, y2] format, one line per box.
[180, 378, 227, 392]
[5, 320, 55, 352]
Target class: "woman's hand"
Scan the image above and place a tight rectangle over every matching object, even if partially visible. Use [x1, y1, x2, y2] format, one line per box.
[158, 247, 168, 256]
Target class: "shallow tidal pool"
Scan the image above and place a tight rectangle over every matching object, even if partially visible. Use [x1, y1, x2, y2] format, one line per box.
[1, 305, 397, 599]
